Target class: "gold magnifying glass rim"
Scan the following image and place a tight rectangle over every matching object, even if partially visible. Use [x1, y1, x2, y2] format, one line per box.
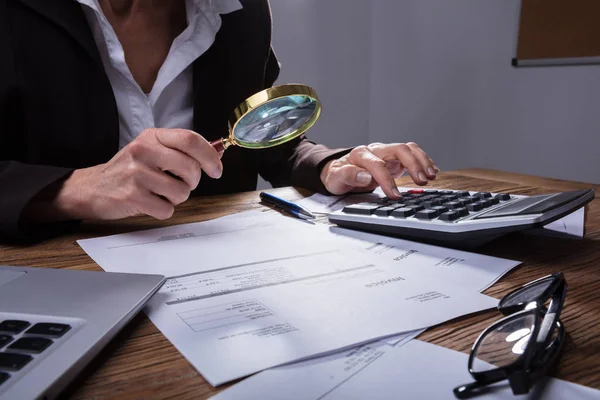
[225, 84, 322, 149]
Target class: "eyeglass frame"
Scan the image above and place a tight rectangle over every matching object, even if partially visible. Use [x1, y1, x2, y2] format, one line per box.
[453, 272, 567, 399]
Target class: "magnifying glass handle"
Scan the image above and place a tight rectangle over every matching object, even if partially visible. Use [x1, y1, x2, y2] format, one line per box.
[210, 139, 226, 153]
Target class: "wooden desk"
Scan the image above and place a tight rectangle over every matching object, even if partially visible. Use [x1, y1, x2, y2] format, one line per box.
[1, 168, 599, 399]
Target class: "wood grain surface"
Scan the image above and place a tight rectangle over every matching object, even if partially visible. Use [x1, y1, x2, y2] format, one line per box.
[1, 169, 599, 399]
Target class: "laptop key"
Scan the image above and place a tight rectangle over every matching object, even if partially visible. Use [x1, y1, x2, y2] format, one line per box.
[26, 323, 71, 338]
[8, 337, 53, 354]
[0, 353, 33, 371]
[0, 334, 13, 348]
[0, 320, 30, 334]
[0, 372, 9, 386]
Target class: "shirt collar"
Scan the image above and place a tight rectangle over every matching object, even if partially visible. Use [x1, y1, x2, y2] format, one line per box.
[75, 0, 242, 17]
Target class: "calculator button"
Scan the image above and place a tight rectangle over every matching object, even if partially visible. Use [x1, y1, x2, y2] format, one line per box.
[26, 323, 71, 338]
[474, 192, 492, 199]
[439, 211, 461, 221]
[423, 200, 442, 208]
[439, 190, 454, 195]
[405, 200, 423, 206]
[457, 191, 470, 197]
[0, 372, 9, 386]
[458, 198, 474, 206]
[467, 202, 484, 212]
[0, 353, 33, 371]
[431, 206, 449, 214]
[489, 197, 500, 205]
[0, 334, 13, 349]
[415, 209, 440, 220]
[374, 206, 398, 216]
[342, 204, 381, 215]
[8, 337, 53, 353]
[408, 190, 424, 194]
[455, 207, 470, 217]
[440, 194, 459, 201]
[443, 201, 463, 209]
[408, 205, 425, 212]
[0, 320, 30, 334]
[494, 193, 511, 201]
[424, 190, 439, 194]
[391, 208, 416, 218]
[478, 199, 493, 208]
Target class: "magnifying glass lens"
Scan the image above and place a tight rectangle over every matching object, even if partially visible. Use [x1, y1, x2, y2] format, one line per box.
[233, 95, 319, 147]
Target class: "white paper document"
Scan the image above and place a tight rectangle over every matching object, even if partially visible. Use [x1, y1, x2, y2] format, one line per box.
[214, 340, 600, 400]
[78, 213, 499, 386]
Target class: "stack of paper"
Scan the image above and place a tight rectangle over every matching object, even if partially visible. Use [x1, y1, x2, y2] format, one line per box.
[78, 211, 518, 385]
[213, 340, 599, 400]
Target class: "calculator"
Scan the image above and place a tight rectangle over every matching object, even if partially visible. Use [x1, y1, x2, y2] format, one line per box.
[328, 188, 595, 248]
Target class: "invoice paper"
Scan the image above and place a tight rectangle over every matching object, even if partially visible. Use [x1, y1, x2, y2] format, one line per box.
[214, 340, 600, 400]
[78, 212, 498, 385]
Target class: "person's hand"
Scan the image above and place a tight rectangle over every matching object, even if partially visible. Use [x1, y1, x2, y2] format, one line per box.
[319, 142, 438, 199]
[52, 128, 222, 220]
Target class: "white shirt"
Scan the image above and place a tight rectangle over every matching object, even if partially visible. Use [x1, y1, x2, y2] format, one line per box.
[77, 0, 242, 148]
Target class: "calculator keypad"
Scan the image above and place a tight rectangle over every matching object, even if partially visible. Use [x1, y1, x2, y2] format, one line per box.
[341, 189, 514, 223]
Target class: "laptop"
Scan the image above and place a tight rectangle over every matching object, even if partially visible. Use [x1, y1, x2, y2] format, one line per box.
[0, 265, 165, 399]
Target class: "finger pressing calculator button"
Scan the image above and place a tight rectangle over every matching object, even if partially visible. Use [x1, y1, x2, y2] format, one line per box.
[342, 204, 381, 215]
[415, 209, 440, 219]
[439, 211, 461, 221]
[391, 207, 416, 218]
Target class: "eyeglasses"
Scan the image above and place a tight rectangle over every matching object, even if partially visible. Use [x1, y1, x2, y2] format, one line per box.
[454, 272, 567, 399]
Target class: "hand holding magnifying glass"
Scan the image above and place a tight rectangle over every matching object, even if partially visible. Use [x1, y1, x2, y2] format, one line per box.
[209, 84, 321, 152]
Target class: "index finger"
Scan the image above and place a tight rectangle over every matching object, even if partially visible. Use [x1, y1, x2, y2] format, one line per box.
[155, 129, 223, 179]
[348, 146, 401, 198]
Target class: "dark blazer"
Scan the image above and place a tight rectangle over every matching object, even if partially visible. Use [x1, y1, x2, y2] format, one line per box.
[0, 0, 347, 238]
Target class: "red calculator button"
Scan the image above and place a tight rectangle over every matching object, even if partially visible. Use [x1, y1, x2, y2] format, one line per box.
[408, 190, 424, 194]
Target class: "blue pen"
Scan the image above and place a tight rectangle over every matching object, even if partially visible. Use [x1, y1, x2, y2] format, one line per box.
[259, 192, 316, 220]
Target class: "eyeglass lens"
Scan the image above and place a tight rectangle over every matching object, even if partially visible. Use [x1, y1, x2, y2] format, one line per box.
[500, 278, 553, 308]
[472, 312, 536, 373]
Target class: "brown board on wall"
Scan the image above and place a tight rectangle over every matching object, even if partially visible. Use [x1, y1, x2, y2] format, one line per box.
[514, 0, 600, 67]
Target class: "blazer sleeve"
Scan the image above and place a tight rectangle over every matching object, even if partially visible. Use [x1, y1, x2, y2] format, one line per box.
[255, 47, 352, 193]
[0, 2, 74, 239]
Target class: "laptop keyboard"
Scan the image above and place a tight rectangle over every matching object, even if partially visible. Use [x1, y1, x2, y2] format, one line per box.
[0, 320, 71, 386]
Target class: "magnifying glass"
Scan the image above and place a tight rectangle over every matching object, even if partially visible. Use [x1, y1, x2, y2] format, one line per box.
[209, 84, 322, 152]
